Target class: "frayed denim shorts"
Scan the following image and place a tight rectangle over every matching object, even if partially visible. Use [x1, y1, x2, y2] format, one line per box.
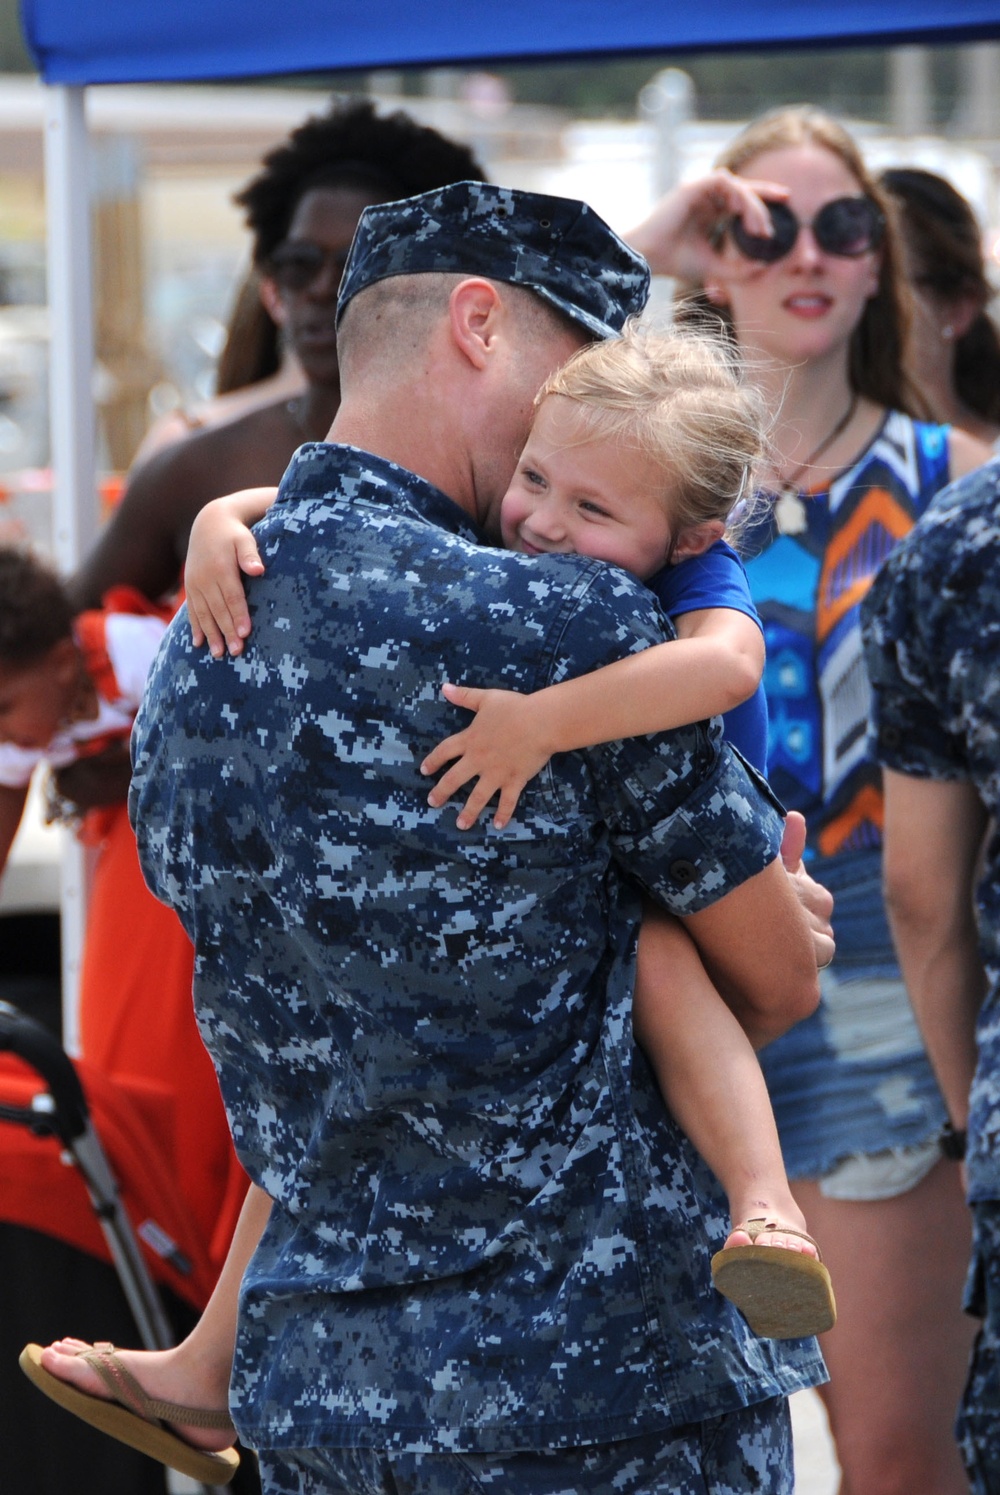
[759, 849, 946, 1187]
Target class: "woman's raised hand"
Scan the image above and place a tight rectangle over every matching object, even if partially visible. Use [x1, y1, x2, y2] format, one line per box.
[626, 169, 790, 283]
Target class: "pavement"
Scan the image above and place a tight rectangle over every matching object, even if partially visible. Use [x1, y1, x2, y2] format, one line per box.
[791, 1389, 839, 1493]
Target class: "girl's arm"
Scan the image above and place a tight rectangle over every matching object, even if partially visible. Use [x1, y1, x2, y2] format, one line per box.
[184, 487, 278, 657]
[422, 607, 763, 829]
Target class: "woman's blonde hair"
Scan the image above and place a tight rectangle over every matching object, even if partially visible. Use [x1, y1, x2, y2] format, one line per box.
[536, 321, 769, 552]
[682, 105, 924, 417]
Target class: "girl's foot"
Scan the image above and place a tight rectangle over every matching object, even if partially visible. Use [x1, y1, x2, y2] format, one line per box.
[711, 1206, 836, 1338]
[723, 1192, 818, 1255]
[723, 1219, 820, 1255]
[38, 1337, 235, 1454]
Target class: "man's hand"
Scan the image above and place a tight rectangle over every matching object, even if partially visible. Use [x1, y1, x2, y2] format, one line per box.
[780, 811, 835, 972]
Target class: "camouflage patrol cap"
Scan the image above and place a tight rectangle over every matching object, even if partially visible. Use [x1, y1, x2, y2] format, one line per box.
[337, 181, 650, 339]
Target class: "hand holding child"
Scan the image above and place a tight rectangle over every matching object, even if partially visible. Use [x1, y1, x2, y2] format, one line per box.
[420, 682, 556, 830]
[780, 810, 835, 972]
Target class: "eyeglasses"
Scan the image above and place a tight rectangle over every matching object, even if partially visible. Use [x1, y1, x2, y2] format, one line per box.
[730, 197, 885, 264]
[265, 240, 352, 292]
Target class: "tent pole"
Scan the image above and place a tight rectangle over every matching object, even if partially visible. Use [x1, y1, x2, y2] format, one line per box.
[44, 84, 99, 1054]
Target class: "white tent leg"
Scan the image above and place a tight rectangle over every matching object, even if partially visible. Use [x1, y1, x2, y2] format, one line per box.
[44, 84, 99, 1054]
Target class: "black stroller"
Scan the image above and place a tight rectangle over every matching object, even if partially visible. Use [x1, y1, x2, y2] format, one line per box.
[0, 998, 258, 1495]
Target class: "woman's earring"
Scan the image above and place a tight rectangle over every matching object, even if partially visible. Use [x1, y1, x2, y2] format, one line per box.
[941, 324, 955, 341]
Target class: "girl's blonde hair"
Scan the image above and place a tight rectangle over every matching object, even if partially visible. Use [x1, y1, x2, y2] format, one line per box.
[682, 105, 924, 417]
[536, 321, 769, 551]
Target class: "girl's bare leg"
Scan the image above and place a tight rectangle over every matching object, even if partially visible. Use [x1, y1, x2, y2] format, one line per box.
[37, 1182, 272, 1451]
[635, 908, 812, 1250]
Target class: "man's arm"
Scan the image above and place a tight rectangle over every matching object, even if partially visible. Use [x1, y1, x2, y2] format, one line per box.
[882, 770, 986, 1129]
[680, 854, 821, 1049]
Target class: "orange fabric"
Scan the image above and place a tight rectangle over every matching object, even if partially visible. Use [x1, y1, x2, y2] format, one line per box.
[815, 486, 914, 645]
[0, 1054, 220, 1309]
[77, 805, 248, 1301]
[0, 589, 247, 1309]
[74, 609, 120, 705]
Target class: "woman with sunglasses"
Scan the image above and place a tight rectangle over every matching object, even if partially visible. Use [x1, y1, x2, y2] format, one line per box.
[629, 106, 990, 1495]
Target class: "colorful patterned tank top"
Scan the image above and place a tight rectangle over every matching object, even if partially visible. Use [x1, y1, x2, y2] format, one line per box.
[742, 412, 951, 860]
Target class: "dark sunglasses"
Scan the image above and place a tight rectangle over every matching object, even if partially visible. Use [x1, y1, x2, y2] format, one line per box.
[265, 240, 352, 292]
[730, 196, 885, 264]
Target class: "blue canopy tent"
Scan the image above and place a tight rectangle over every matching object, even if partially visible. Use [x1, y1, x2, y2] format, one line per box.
[17, 0, 1000, 1026]
[21, 0, 1000, 83]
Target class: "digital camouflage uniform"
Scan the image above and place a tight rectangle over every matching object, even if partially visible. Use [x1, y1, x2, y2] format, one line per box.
[864, 458, 1000, 1495]
[130, 184, 824, 1493]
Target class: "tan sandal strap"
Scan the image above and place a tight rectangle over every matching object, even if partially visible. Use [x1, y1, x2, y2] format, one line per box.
[741, 1218, 823, 1261]
[82, 1344, 234, 1431]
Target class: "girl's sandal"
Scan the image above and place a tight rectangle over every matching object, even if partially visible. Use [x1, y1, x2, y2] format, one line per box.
[19, 1341, 240, 1485]
[710, 1218, 837, 1339]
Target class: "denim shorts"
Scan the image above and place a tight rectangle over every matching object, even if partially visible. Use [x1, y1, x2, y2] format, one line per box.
[759, 849, 946, 1182]
[257, 1397, 793, 1495]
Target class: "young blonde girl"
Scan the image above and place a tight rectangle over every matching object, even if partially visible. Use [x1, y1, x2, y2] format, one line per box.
[184, 325, 835, 1339]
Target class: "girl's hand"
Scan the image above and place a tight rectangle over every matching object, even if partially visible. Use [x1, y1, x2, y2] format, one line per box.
[627, 169, 790, 283]
[185, 495, 268, 658]
[420, 683, 554, 830]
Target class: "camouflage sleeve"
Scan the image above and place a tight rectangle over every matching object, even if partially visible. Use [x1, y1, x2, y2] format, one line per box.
[598, 739, 785, 914]
[863, 524, 970, 782]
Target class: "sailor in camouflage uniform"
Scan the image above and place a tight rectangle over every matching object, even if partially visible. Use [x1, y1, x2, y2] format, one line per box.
[864, 458, 1000, 1495]
[128, 182, 826, 1493]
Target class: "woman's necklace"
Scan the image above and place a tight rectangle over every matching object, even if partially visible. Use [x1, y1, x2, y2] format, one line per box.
[772, 393, 859, 535]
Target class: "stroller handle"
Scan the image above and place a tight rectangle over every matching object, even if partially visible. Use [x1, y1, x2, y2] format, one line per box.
[0, 1002, 88, 1144]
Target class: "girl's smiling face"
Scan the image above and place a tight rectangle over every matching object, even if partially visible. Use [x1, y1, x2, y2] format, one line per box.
[499, 395, 675, 581]
[717, 144, 882, 367]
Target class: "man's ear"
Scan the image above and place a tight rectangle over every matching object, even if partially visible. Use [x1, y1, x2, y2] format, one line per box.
[671, 519, 725, 561]
[448, 278, 504, 370]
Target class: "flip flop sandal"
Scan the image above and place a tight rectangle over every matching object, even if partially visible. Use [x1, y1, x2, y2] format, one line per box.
[710, 1218, 837, 1339]
[19, 1341, 240, 1486]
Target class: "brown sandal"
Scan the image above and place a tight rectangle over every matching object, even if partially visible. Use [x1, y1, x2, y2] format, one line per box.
[710, 1218, 837, 1339]
[19, 1341, 240, 1485]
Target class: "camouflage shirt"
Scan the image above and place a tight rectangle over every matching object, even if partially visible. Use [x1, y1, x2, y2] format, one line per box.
[130, 443, 825, 1453]
[863, 458, 1000, 1204]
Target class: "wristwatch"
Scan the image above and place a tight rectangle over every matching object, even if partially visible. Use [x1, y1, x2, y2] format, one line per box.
[940, 1122, 967, 1161]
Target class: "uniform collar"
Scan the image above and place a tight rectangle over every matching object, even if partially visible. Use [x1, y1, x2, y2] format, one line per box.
[277, 441, 487, 547]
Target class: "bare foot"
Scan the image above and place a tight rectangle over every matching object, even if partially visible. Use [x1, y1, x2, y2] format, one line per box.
[39, 1338, 235, 1454]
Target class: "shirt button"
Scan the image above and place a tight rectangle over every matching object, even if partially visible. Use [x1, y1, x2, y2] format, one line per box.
[669, 859, 699, 886]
